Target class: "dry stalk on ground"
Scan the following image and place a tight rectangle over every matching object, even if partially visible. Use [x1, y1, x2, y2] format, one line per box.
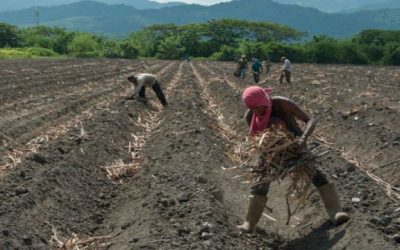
[191, 64, 238, 142]
[50, 226, 112, 250]
[238, 129, 315, 224]
[103, 159, 141, 181]
[104, 111, 162, 181]
[2, 93, 128, 173]
[0, 110, 94, 172]
[1, 150, 24, 170]
[316, 134, 400, 203]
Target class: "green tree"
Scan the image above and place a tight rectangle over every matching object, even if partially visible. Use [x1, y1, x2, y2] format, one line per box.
[339, 41, 368, 64]
[120, 41, 138, 59]
[51, 28, 74, 54]
[383, 42, 400, 65]
[0, 23, 20, 47]
[282, 44, 308, 63]
[205, 19, 305, 49]
[156, 36, 184, 59]
[20, 26, 73, 54]
[306, 36, 341, 63]
[354, 30, 400, 46]
[239, 41, 267, 60]
[178, 24, 206, 57]
[128, 19, 305, 59]
[263, 42, 307, 63]
[264, 42, 286, 62]
[100, 40, 122, 58]
[205, 19, 241, 50]
[243, 21, 306, 43]
[127, 29, 159, 57]
[210, 45, 238, 61]
[68, 33, 100, 57]
[362, 44, 384, 63]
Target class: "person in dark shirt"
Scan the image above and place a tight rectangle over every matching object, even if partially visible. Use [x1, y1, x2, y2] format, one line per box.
[251, 58, 263, 83]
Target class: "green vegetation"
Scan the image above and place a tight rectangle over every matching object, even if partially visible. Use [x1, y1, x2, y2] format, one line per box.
[0, 21, 399, 65]
[0, 47, 58, 59]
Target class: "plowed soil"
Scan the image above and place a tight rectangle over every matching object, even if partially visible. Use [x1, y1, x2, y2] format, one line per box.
[0, 59, 399, 250]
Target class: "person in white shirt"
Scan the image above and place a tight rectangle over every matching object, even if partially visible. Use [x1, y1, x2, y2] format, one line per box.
[279, 56, 292, 84]
[127, 73, 168, 107]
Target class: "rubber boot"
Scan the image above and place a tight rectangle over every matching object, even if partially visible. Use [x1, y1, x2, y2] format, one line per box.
[318, 183, 349, 226]
[237, 195, 268, 233]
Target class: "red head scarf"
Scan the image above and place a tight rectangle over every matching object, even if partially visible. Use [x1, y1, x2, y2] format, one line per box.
[242, 86, 272, 136]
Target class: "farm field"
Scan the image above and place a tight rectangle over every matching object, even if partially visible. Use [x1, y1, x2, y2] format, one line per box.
[0, 59, 399, 249]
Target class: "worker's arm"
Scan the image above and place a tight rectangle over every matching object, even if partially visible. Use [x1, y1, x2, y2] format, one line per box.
[132, 80, 144, 97]
[283, 98, 317, 141]
[244, 109, 253, 127]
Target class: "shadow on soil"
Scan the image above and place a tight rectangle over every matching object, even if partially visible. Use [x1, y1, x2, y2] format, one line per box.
[284, 221, 346, 250]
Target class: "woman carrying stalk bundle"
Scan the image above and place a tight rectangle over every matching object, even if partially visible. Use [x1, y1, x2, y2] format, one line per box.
[237, 86, 349, 233]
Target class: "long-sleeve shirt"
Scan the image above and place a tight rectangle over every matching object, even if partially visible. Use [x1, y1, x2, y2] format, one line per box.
[282, 59, 292, 72]
[132, 73, 158, 97]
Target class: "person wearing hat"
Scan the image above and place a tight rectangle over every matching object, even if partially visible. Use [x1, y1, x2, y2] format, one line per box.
[237, 86, 349, 233]
[279, 56, 292, 84]
[127, 73, 168, 107]
[236, 55, 248, 79]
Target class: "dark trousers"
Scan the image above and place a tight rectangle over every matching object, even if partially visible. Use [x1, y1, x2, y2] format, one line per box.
[279, 70, 291, 84]
[253, 72, 260, 83]
[239, 68, 247, 79]
[138, 81, 168, 106]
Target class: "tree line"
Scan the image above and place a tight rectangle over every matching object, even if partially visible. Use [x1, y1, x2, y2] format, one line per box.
[0, 19, 399, 65]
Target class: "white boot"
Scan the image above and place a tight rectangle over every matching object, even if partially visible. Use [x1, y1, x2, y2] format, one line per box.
[318, 183, 349, 226]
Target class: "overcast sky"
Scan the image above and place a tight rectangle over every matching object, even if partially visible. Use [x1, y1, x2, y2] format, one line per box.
[154, 0, 231, 5]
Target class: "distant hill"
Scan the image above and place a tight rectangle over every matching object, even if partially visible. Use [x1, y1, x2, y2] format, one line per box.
[271, 0, 399, 13]
[345, 0, 400, 13]
[0, 0, 185, 12]
[0, 0, 399, 38]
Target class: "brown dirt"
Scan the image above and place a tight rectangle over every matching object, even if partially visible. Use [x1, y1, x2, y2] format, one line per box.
[0, 59, 399, 249]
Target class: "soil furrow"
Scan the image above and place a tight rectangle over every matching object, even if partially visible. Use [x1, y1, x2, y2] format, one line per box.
[99, 62, 282, 249]
[0, 60, 177, 172]
[191, 61, 399, 250]
[0, 59, 399, 250]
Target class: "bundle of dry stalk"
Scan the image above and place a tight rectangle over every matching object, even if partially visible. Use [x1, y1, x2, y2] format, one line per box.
[240, 129, 316, 224]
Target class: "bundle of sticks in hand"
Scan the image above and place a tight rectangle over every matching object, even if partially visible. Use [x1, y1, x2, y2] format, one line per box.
[238, 129, 316, 224]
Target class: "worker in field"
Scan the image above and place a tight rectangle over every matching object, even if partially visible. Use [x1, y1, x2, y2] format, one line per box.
[251, 58, 263, 84]
[237, 86, 349, 233]
[183, 53, 190, 62]
[236, 54, 248, 79]
[279, 56, 292, 84]
[127, 73, 168, 107]
[264, 58, 272, 74]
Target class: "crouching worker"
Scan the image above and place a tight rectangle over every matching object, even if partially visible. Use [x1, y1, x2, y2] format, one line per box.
[127, 73, 168, 107]
[237, 86, 349, 233]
